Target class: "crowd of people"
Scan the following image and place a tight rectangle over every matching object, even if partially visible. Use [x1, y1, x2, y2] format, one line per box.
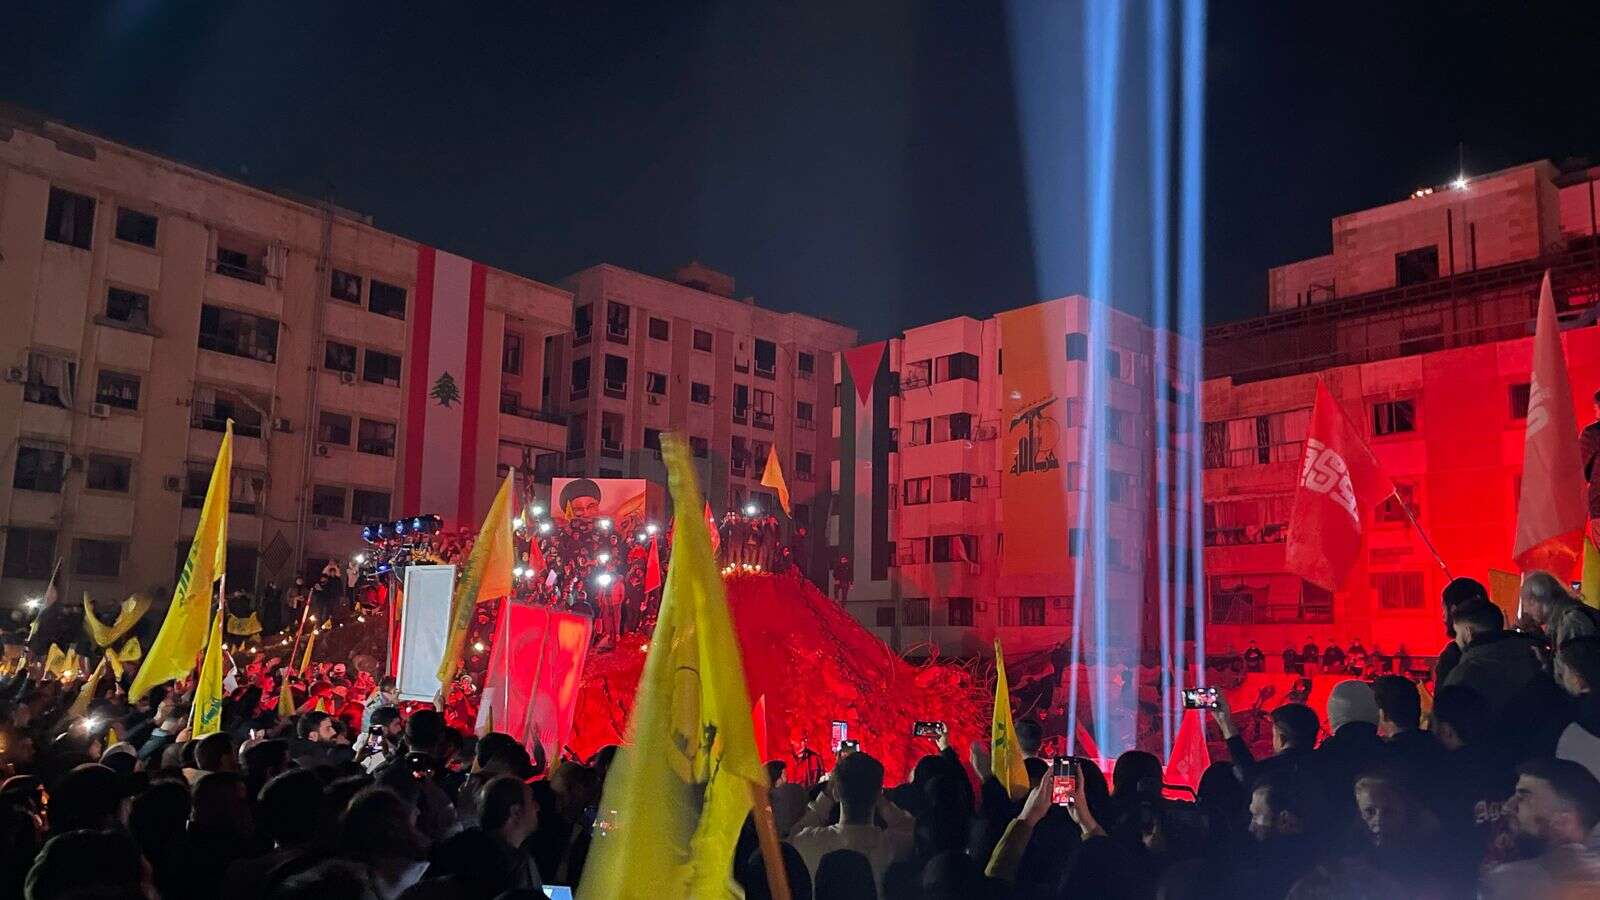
[1231, 637, 1429, 679]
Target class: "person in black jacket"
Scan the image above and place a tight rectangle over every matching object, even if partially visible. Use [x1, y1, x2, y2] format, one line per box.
[1211, 693, 1320, 785]
[1435, 577, 1491, 686]
[1430, 685, 1516, 863]
[1442, 600, 1544, 717]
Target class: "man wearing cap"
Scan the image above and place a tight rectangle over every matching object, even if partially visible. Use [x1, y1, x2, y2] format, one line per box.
[1313, 679, 1387, 830]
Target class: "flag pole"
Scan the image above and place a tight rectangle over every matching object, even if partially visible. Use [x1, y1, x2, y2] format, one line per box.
[746, 781, 793, 900]
[1389, 489, 1453, 579]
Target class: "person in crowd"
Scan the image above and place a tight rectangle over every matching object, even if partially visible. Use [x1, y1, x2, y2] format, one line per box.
[1236, 770, 1327, 900]
[1346, 768, 1468, 895]
[358, 705, 405, 773]
[1371, 674, 1442, 778]
[182, 770, 264, 900]
[229, 768, 328, 899]
[1430, 684, 1518, 863]
[1436, 576, 1491, 684]
[425, 774, 543, 896]
[1211, 692, 1320, 784]
[1522, 570, 1600, 655]
[24, 829, 154, 900]
[1300, 636, 1320, 668]
[1555, 635, 1600, 779]
[1314, 680, 1387, 827]
[1344, 637, 1367, 675]
[1481, 757, 1600, 899]
[340, 786, 431, 899]
[1444, 599, 1544, 714]
[290, 710, 353, 769]
[1243, 640, 1265, 673]
[1319, 641, 1345, 674]
[789, 751, 913, 891]
[1281, 645, 1299, 676]
[363, 675, 399, 730]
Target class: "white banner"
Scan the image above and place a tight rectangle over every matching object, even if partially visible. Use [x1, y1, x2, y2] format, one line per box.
[396, 564, 456, 701]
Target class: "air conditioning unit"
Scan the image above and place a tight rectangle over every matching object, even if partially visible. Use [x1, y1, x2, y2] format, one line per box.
[163, 475, 182, 492]
[972, 475, 989, 487]
[4, 367, 23, 384]
[315, 444, 331, 458]
[274, 417, 293, 433]
[976, 425, 998, 440]
[312, 516, 331, 530]
[89, 402, 112, 419]
[339, 371, 357, 385]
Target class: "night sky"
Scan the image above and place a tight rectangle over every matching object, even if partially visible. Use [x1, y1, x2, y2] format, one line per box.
[2, 2, 1596, 338]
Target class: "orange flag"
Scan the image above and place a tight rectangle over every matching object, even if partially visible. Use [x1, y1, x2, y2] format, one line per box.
[1514, 272, 1587, 576]
[704, 499, 720, 553]
[760, 445, 792, 516]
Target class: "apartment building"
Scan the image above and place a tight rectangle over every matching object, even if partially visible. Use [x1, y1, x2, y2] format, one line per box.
[830, 297, 1171, 656]
[546, 262, 857, 569]
[0, 106, 570, 609]
[1203, 159, 1600, 655]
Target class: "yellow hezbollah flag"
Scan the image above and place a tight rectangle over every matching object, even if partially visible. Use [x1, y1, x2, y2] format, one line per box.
[131, 422, 232, 699]
[759, 445, 792, 516]
[437, 473, 516, 683]
[992, 640, 1030, 801]
[298, 630, 318, 677]
[83, 592, 151, 648]
[277, 677, 296, 717]
[43, 644, 67, 678]
[226, 612, 263, 637]
[191, 608, 226, 737]
[68, 658, 106, 718]
[1583, 536, 1600, 610]
[582, 435, 783, 900]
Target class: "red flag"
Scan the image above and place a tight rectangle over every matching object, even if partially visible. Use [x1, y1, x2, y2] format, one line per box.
[527, 534, 548, 577]
[752, 694, 769, 762]
[1515, 272, 1587, 575]
[1162, 709, 1212, 796]
[645, 537, 663, 593]
[1284, 379, 1395, 591]
[704, 499, 720, 553]
[1072, 719, 1101, 763]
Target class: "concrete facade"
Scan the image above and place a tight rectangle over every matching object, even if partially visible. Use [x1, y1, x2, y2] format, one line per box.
[0, 107, 570, 609]
[547, 263, 856, 573]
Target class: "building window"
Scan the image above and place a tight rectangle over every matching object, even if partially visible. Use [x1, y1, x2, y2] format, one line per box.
[104, 287, 152, 330]
[567, 415, 586, 452]
[73, 539, 124, 578]
[362, 350, 402, 387]
[1372, 399, 1417, 436]
[330, 269, 363, 304]
[1376, 482, 1419, 524]
[1106, 348, 1126, 381]
[731, 436, 750, 475]
[600, 413, 624, 457]
[311, 484, 347, 518]
[85, 456, 131, 492]
[948, 472, 972, 501]
[903, 477, 932, 506]
[796, 401, 814, 423]
[1204, 496, 1293, 545]
[732, 384, 749, 423]
[691, 382, 712, 405]
[571, 358, 591, 399]
[1203, 408, 1312, 468]
[1509, 383, 1531, 420]
[947, 412, 972, 441]
[905, 419, 932, 447]
[1019, 596, 1047, 626]
[324, 340, 358, 374]
[1372, 571, 1425, 610]
[606, 302, 631, 343]
[798, 352, 815, 376]
[351, 489, 392, 523]
[357, 419, 397, 457]
[933, 535, 977, 563]
[644, 428, 663, 452]
[603, 355, 628, 398]
[948, 597, 974, 626]
[114, 207, 158, 247]
[1394, 246, 1440, 287]
[574, 304, 593, 344]
[199, 305, 279, 363]
[875, 607, 896, 627]
[214, 232, 269, 283]
[3, 528, 56, 579]
[368, 279, 407, 319]
[1066, 332, 1089, 361]
[795, 451, 813, 475]
[904, 599, 930, 626]
[646, 372, 668, 395]
[936, 352, 979, 382]
[45, 187, 95, 249]
[502, 332, 524, 374]
[754, 339, 777, 378]
[693, 329, 713, 353]
[14, 444, 65, 493]
[229, 470, 266, 514]
[752, 389, 775, 430]
[24, 352, 76, 408]
[317, 411, 353, 446]
[648, 317, 670, 341]
[690, 435, 709, 458]
[95, 371, 141, 411]
[191, 385, 265, 438]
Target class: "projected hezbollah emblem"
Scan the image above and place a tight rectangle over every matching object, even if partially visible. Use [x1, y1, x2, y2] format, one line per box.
[1299, 437, 1359, 526]
[430, 371, 461, 408]
[1009, 396, 1061, 475]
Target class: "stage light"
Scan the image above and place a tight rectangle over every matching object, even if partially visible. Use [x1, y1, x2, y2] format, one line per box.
[744, 504, 758, 516]
[377, 523, 392, 539]
[1452, 176, 1468, 190]
[394, 520, 407, 535]
[538, 522, 552, 534]
[532, 505, 546, 517]
[362, 525, 377, 543]
[23, 598, 41, 611]
[513, 517, 525, 530]
[597, 552, 610, 564]
[635, 532, 645, 542]
[595, 571, 614, 587]
[353, 553, 366, 565]
[473, 642, 486, 653]
[513, 566, 526, 578]
[598, 517, 612, 531]
[356, 615, 366, 623]
[645, 523, 659, 535]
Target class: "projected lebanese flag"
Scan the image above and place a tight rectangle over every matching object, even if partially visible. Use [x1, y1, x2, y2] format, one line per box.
[402, 247, 488, 525]
[1284, 379, 1395, 591]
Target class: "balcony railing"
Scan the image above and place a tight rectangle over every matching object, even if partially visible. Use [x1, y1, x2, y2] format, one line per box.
[603, 380, 627, 399]
[606, 324, 629, 344]
[499, 400, 567, 426]
[795, 418, 816, 431]
[573, 328, 591, 346]
[794, 470, 815, 482]
[755, 364, 775, 380]
[752, 412, 774, 430]
[733, 407, 748, 425]
[191, 403, 264, 439]
[600, 441, 624, 460]
[213, 258, 272, 286]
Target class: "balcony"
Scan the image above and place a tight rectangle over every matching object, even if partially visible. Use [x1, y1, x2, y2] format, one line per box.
[573, 328, 592, 347]
[733, 406, 749, 425]
[603, 380, 627, 400]
[755, 364, 775, 380]
[213, 257, 270, 286]
[606, 324, 630, 345]
[499, 399, 567, 426]
[191, 402, 264, 439]
[600, 441, 624, 460]
[795, 417, 816, 431]
[752, 411, 775, 431]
